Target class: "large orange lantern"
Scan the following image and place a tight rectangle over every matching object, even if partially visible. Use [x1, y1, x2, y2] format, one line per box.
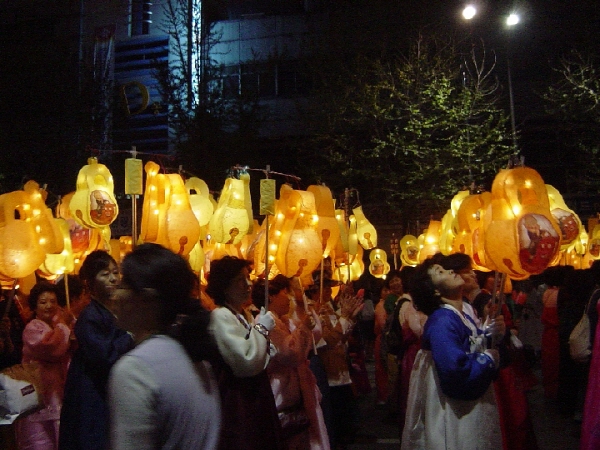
[38, 218, 74, 279]
[69, 157, 119, 228]
[333, 246, 364, 283]
[483, 167, 561, 278]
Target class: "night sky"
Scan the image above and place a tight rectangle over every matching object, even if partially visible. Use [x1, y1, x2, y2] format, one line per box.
[0, 0, 598, 205]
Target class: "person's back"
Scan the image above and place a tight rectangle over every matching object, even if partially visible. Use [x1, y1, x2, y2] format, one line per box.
[109, 334, 221, 449]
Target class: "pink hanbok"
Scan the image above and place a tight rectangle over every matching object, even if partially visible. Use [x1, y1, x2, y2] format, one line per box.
[15, 319, 70, 450]
[268, 314, 330, 450]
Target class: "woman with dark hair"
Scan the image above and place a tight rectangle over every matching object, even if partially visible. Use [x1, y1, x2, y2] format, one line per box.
[59, 250, 134, 450]
[401, 258, 503, 450]
[252, 275, 330, 450]
[15, 281, 71, 450]
[206, 256, 283, 450]
[108, 243, 221, 449]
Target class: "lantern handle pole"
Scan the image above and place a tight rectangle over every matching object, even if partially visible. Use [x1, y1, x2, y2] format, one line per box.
[130, 146, 138, 250]
[264, 165, 271, 312]
[64, 273, 71, 312]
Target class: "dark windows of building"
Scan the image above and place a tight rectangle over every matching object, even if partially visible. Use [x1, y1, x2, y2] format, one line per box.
[221, 61, 310, 99]
[131, 0, 152, 36]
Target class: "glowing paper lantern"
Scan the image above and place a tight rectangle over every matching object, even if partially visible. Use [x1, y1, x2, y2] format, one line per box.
[333, 246, 364, 283]
[400, 235, 420, 267]
[483, 167, 561, 278]
[38, 218, 74, 279]
[308, 185, 341, 258]
[0, 188, 49, 279]
[439, 191, 469, 256]
[419, 220, 441, 263]
[273, 190, 322, 286]
[453, 192, 493, 271]
[208, 177, 252, 245]
[24, 181, 64, 256]
[335, 209, 350, 252]
[588, 225, 600, 260]
[70, 157, 119, 228]
[546, 184, 582, 250]
[185, 177, 215, 241]
[139, 162, 200, 256]
[368, 248, 390, 278]
[353, 206, 377, 250]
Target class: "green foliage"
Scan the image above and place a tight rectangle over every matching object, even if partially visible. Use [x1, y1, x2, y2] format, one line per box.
[298, 33, 513, 220]
[542, 50, 600, 192]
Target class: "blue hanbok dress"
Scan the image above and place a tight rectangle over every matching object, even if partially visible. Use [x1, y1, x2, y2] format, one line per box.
[401, 304, 502, 450]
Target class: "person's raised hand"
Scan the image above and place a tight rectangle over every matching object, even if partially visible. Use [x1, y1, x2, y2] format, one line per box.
[255, 307, 275, 332]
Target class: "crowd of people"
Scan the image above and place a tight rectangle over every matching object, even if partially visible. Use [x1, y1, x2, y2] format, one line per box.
[2, 244, 600, 449]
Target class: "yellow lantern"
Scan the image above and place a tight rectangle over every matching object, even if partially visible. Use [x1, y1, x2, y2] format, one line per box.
[208, 177, 252, 245]
[69, 157, 119, 228]
[483, 167, 561, 278]
[368, 248, 390, 278]
[439, 190, 469, 256]
[353, 206, 377, 250]
[139, 162, 200, 256]
[188, 241, 206, 273]
[308, 185, 341, 258]
[333, 246, 365, 283]
[400, 235, 420, 267]
[348, 215, 359, 257]
[273, 189, 322, 286]
[453, 192, 493, 271]
[24, 181, 64, 256]
[38, 218, 74, 278]
[419, 220, 441, 263]
[588, 225, 600, 260]
[0, 190, 46, 279]
[335, 209, 350, 252]
[185, 177, 214, 240]
[546, 184, 583, 250]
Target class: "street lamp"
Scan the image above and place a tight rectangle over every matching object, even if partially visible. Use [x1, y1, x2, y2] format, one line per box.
[461, 5, 521, 151]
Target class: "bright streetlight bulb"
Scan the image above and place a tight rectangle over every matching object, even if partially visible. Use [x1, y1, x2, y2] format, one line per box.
[462, 5, 477, 20]
[506, 13, 520, 26]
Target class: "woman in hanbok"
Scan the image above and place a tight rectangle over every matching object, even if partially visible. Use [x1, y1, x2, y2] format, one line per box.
[15, 282, 71, 450]
[252, 275, 330, 450]
[401, 258, 503, 450]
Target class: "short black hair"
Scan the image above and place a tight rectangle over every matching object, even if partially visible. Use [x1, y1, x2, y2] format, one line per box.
[205, 256, 251, 306]
[251, 274, 290, 309]
[440, 253, 472, 272]
[409, 257, 443, 316]
[79, 250, 117, 289]
[28, 281, 59, 312]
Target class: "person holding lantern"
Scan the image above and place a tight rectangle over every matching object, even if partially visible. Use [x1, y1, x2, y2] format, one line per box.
[59, 251, 134, 450]
[252, 274, 330, 450]
[206, 256, 283, 450]
[14, 281, 71, 450]
[307, 271, 364, 449]
[401, 257, 503, 450]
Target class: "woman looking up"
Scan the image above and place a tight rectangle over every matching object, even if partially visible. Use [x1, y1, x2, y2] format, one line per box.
[206, 256, 283, 450]
[15, 281, 71, 450]
[59, 251, 134, 450]
[401, 258, 503, 450]
[108, 243, 221, 450]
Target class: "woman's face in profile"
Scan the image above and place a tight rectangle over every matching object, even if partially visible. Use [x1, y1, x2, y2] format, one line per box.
[224, 267, 252, 308]
[91, 261, 120, 304]
[428, 264, 464, 295]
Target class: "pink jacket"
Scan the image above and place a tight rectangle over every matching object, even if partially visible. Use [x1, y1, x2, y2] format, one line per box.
[21, 319, 70, 419]
[268, 314, 330, 450]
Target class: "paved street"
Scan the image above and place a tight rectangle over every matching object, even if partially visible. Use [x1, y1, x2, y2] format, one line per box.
[347, 362, 581, 450]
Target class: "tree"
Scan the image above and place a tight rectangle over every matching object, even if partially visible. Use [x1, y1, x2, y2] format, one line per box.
[298, 32, 513, 222]
[542, 50, 600, 193]
[154, 0, 269, 188]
